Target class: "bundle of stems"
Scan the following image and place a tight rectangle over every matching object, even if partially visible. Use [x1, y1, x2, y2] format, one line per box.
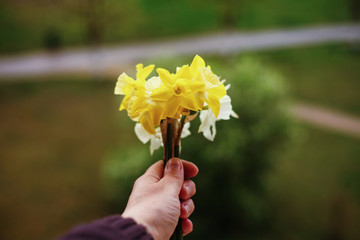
[160, 114, 195, 240]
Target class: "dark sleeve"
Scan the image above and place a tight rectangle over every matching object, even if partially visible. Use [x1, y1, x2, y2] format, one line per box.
[59, 215, 154, 240]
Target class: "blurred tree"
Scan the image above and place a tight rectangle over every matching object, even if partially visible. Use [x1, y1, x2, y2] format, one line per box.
[221, 0, 241, 28]
[63, 0, 105, 45]
[85, 0, 104, 45]
[102, 0, 144, 42]
[350, 0, 360, 20]
[43, 27, 62, 51]
[192, 0, 241, 28]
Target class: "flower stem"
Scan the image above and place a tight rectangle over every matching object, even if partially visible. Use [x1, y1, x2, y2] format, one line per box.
[162, 118, 183, 240]
[165, 119, 173, 162]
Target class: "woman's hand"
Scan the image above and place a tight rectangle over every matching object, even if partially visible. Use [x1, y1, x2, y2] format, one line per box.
[122, 158, 198, 240]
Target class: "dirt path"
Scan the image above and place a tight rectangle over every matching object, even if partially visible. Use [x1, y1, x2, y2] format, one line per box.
[0, 24, 359, 79]
[292, 103, 360, 139]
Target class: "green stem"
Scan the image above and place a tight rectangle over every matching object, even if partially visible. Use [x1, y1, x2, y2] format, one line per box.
[165, 121, 172, 163]
[163, 119, 183, 240]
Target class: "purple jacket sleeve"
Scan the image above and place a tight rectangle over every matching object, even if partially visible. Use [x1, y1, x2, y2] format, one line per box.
[59, 215, 154, 240]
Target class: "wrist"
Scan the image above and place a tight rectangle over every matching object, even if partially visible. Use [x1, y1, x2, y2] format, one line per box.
[122, 210, 159, 240]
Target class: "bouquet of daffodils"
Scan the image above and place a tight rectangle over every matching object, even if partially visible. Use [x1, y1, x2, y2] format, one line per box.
[115, 55, 237, 239]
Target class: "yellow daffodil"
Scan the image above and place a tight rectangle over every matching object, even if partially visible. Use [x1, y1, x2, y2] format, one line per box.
[153, 66, 205, 118]
[129, 76, 167, 134]
[114, 64, 155, 111]
[198, 85, 238, 141]
[115, 55, 235, 140]
[189, 55, 227, 118]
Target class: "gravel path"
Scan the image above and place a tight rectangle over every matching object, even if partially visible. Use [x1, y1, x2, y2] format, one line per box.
[0, 24, 359, 79]
[1, 24, 359, 138]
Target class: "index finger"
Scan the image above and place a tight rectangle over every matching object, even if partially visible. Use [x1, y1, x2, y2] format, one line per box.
[182, 160, 199, 179]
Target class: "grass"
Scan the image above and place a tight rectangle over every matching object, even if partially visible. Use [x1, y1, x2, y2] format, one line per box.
[245, 44, 360, 116]
[0, 0, 353, 53]
[1, 78, 359, 239]
[0, 44, 359, 239]
[0, 79, 138, 240]
[267, 124, 360, 239]
[237, 0, 351, 29]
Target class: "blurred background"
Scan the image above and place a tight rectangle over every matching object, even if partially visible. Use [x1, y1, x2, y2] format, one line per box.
[0, 0, 360, 239]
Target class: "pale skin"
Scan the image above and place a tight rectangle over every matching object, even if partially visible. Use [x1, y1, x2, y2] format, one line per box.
[122, 158, 198, 240]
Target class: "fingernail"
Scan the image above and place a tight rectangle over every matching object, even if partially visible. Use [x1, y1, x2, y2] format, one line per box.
[167, 158, 181, 173]
[184, 203, 190, 213]
[185, 184, 191, 194]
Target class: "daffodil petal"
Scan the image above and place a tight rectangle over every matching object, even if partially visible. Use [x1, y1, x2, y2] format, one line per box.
[217, 95, 239, 120]
[149, 102, 165, 127]
[176, 65, 192, 79]
[114, 73, 129, 95]
[129, 96, 148, 118]
[208, 84, 226, 99]
[204, 94, 221, 118]
[217, 95, 232, 120]
[139, 111, 156, 134]
[181, 122, 191, 138]
[137, 64, 155, 81]
[190, 81, 205, 93]
[164, 96, 181, 118]
[150, 135, 162, 156]
[136, 63, 143, 72]
[181, 94, 201, 111]
[231, 111, 239, 118]
[190, 55, 205, 73]
[151, 86, 172, 101]
[134, 123, 151, 143]
[198, 110, 216, 141]
[157, 68, 174, 87]
[145, 76, 162, 91]
[120, 93, 134, 111]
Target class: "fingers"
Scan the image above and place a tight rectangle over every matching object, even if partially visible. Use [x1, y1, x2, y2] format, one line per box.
[161, 158, 184, 195]
[179, 179, 196, 200]
[182, 160, 199, 179]
[141, 160, 164, 183]
[180, 199, 194, 219]
[142, 159, 198, 184]
[181, 219, 193, 236]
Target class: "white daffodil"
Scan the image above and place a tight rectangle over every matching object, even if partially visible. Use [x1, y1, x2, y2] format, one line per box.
[181, 122, 191, 138]
[135, 123, 162, 155]
[198, 94, 238, 141]
[135, 121, 192, 155]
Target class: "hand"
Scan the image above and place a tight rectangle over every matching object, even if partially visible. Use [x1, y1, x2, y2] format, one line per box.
[122, 158, 198, 240]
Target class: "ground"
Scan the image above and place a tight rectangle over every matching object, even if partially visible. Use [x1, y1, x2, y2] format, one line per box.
[0, 43, 359, 239]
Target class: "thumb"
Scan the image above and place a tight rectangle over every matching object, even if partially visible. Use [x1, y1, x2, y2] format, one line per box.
[161, 158, 184, 196]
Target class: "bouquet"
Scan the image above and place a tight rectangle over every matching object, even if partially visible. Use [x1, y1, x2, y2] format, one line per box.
[115, 55, 237, 239]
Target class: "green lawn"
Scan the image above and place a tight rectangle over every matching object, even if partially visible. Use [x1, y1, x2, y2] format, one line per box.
[0, 0, 353, 53]
[0, 81, 360, 240]
[0, 44, 359, 239]
[0, 80, 130, 240]
[245, 44, 360, 116]
[1, 79, 359, 239]
[267, 124, 360, 239]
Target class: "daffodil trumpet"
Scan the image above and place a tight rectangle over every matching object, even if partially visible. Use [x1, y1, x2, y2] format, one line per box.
[115, 55, 238, 239]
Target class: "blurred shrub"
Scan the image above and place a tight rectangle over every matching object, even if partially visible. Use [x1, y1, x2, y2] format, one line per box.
[43, 28, 62, 51]
[101, 58, 295, 239]
[0, 0, 352, 53]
